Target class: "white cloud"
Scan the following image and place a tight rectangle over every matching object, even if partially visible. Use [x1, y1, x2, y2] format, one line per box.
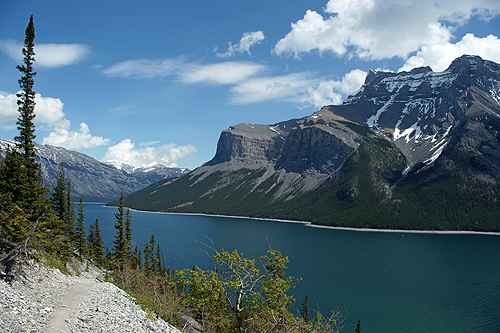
[0, 92, 18, 122]
[103, 57, 265, 84]
[0, 91, 69, 129]
[400, 33, 500, 72]
[274, 0, 500, 61]
[42, 122, 109, 149]
[215, 31, 265, 58]
[0, 40, 91, 67]
[230, 69, 367, 108]
[180, 61, 266, 84]
[102, 139, 197, 168]
[102, 57, 185, 79]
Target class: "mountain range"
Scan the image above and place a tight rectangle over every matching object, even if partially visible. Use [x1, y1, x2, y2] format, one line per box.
[0, 139, 189, 202]
[121, 55, 500, 232]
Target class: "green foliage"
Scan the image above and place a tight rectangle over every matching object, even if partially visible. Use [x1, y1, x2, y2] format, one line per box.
[87, 218, 104, 266]
[112, 193, 129, 266]
[75, 198, 88, 257]
[169, 247, 342, 333]
[0, 16, 50, 252]
[15, 15, 37, 175]
[301, 295, 311, 324]
[355, 320, 362, 333]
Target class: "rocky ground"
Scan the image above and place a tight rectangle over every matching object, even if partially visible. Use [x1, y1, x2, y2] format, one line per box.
[0, 259, 181, 333]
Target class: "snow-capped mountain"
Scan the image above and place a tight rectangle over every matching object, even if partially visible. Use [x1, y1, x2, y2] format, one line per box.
[336, 55, 500, 168]
[122, 55, 500, 231]
[0, 139, 190, 202]
[104, 159, 188, 175]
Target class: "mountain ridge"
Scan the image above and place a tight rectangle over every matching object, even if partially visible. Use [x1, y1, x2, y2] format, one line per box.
[0, 139, 190, 202]
[121, 55, 500, 231]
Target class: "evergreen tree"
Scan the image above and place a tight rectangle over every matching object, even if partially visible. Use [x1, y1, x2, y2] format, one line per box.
[0, 15, 49, 246]
[15, 15, 37, 174]
[112, 193, 127, 265]
[301, 295, 311, 323]
[132, 246, 142, 270]
[143, 241, 152, 271]
[156, 244, 163, 275]
[75, 198, 87, 257]
[124, 208, 132, 257]
[51, 163, 67, 219]
[90, 219, 104, 266]
[355, 320, 362, 333]
[143, 234, 158, 273]
[65, 180, 76, 240]
[50, 163, 75, 240]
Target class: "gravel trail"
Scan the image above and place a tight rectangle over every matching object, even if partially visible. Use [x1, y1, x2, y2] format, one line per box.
[0, 260, 181, 333]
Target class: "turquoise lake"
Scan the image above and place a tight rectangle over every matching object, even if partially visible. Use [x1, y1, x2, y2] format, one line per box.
[84, 203, 500, 332]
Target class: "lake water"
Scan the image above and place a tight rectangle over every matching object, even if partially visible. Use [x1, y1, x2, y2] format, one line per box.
[84, 203, 500, 332]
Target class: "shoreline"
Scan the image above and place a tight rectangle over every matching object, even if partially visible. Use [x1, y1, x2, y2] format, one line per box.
[109, 204, 500, 236]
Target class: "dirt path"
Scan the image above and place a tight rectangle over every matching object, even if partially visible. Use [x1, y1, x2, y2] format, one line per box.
[47, 279, 94, 333]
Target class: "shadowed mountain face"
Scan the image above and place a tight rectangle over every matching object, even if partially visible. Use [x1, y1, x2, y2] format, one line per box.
[0, 139, 189, 202]
[122, 55, 500, 231]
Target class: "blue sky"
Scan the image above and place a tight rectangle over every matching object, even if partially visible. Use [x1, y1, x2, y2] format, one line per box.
[1, 0, 499, 170]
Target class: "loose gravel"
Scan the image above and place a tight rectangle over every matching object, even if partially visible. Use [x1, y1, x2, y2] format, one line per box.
[0, 260, 181, 333]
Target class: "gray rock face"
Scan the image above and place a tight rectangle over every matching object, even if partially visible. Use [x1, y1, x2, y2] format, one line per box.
[0, 140, 190, 202]
[188, 55, 500, 201]
[338, 54, 500, 166]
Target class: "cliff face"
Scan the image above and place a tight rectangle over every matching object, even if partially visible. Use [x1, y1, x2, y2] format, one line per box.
[123, 55, 500, 231]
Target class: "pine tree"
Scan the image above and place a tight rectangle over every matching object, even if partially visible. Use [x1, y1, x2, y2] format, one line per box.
[65, 180, 76, 240]
[75, 198, 87, 257]
[92, 218, 104, 265]
[132, 246, 142, 270]
[50, 163, 75, 240]
[355, 320, 362, 333]
[112, 193, 127, 265]
[301, 295, 311, 324]
[15, 15, 37, 174]
[156, 244, 163, 275]
[0, 15, 49, 246]
[124, 208, 132, 257]
[51, 163, 67, 219]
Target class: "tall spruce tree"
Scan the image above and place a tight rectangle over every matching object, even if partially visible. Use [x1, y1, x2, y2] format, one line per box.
[15, 15, 37, 172]
[50, 163, 75, 239]
[51, 163, 68, 220]
[0, 15, 49, 246]
[112, 193, 127, 265]
[75, 198, 87, 257]
[124, 208, 133, 256]
[65, 182, 76, 239]
[88, 219, 104, 266]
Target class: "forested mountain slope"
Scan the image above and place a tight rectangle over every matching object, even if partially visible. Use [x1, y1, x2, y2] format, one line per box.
[122, 55, 500, 231]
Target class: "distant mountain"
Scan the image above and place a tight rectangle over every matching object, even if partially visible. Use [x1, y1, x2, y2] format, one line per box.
[122, 55, 500, 231]
[0, 139, 190, 202]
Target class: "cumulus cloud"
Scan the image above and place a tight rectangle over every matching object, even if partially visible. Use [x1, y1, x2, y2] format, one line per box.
[0, 40, 91, 67]
[0, 91, 109, 150]
[180, 61, 266, 84]
[230, 69, 367, 108]
[102, 139, 197, 168]
[215, 31, 265, 58]
[0, 91, 69, 129]
[274, 0, 500, 62]
[42, 122, 109, 149]
[400, 33, 500, 72]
